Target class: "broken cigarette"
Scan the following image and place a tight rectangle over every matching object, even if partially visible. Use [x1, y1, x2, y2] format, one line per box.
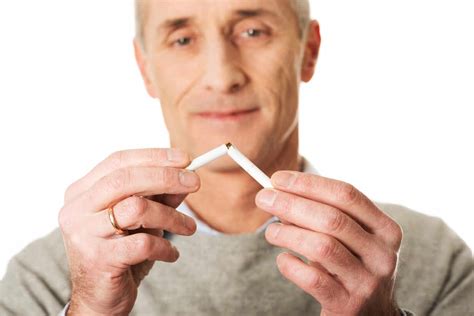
[226, 143, 273, 188]
[186, 143, 228, 171]
[185, 143, 273, 188]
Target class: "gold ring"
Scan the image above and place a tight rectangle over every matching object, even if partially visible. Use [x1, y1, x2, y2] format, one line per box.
[107, 205, 127, 235]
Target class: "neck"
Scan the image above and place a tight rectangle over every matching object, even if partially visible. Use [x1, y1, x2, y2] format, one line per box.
[184, 129, 301, 234]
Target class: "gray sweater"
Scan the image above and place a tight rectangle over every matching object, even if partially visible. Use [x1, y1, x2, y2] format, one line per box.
[0, 201, 472, 315]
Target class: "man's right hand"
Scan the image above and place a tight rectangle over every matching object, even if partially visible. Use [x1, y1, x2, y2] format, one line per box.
[58, 148, 199, 315]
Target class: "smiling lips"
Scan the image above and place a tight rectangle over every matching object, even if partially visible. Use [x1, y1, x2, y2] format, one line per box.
[196, 108, 259, 120]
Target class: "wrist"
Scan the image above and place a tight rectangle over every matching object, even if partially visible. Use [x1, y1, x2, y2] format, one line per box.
[67, 298, 122, 316]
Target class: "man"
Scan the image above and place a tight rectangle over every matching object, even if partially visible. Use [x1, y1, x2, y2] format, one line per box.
[0, 0, 472, 315]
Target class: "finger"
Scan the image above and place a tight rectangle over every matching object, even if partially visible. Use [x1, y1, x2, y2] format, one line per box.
[106, 232, 180, 266]
[276, 252, 349, 308]
[150, 193, 187, 209]
[266, 223, 368, 290]
[65, 148, 190, 203]
[138, 228, 164, 238]
[92, 195, 196, 237]
[70, 166, 200, 214]
[112, 222, 164, 238]
[270, 171, 399, 236]
[256, 189, 375, 257]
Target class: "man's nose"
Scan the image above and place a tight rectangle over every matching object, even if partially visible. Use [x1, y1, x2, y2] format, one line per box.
[201, 39, 247, 94]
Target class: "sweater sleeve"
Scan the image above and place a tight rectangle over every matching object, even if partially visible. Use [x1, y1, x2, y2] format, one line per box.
[0, 228, 71, 315]
[428, 229, 474, 315]
[395, 238, 472, 316]
[376, 202, 473, 315]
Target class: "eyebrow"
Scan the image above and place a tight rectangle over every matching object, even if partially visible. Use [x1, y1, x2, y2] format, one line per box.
[234, 8, 277, 19]
[159, 17, 195, 33]
[158, 8, 278, 33]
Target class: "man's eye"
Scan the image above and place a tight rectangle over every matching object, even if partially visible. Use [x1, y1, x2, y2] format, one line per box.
[174, 37, 192, 47]
[242, 28, 263, 38]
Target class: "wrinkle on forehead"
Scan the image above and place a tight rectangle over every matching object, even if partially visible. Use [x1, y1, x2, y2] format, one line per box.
[135, 0, 306, 47]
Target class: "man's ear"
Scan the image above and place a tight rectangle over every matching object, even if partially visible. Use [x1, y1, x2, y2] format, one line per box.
[300, 20, 321, 83]
[133, 39, 160, 99]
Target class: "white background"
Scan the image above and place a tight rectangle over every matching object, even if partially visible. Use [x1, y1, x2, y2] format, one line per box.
[0, 0, 473, 278]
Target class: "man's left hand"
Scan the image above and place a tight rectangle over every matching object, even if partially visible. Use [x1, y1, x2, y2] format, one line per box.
[256, 171, 403, 316]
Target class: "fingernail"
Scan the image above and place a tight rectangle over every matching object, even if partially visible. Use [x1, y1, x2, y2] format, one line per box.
[273, 172, 297, 188]
[267, 223, 282, 239]
[179, 170, 198, 187]
[184, 216, 196, 231]
[276, 252, 290, 264]
[172, 246, 180, 260]
[167, 148, 187, 162]
[257, 189, 277, 207]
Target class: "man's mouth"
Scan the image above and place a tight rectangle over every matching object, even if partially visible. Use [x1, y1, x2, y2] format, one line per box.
[195, 108, 260, 121]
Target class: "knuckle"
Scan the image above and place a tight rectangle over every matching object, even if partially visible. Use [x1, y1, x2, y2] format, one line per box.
[335, 182, 359, 205]
[315, 236, 336, 260]
[389, 223, 403, 249]
[307, 271, 324, 291]
[148, 148, 167, 162]
[58, 206, 76, 233]
[378, 250, 399, 276]
[134, 234, 154, 255]
[390, 222, 403, 243]
[106, 168, 130, 192]
[64, 182, 77, 203]
[125, 195, 147, 219]
[293, 230, 306, 247]
[107, 150, 126, 169]
[381, 218, 403, 248]
[324, 210, 346, 233]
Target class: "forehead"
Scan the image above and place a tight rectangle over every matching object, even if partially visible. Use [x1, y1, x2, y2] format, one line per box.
[144, 0, 294, 26]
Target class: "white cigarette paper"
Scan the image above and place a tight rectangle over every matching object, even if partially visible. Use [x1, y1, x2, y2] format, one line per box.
[226, 144, 273, 188]
[185, 142, 273, 189]
[186, 144, 228, 171]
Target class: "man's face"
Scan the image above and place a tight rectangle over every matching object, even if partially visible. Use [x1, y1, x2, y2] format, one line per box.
[136, 0, 312, 171]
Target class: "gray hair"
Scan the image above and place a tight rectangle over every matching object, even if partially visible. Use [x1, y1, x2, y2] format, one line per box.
[134, 0, 311, 45]
[290, 0, 311, 38]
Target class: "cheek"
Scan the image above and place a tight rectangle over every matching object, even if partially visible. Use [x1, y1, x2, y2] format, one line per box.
[243, 46, 300, 130]
[148, 54, 202, 121]
[151, 57, 196, 104]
